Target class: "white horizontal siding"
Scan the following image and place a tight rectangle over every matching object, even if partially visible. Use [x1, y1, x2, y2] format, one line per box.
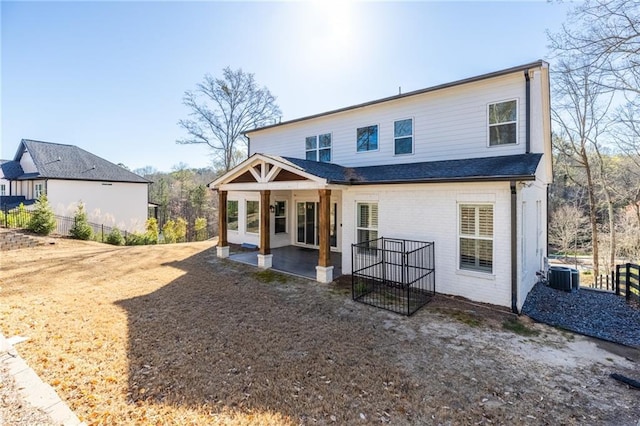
[249, 72, 537, 167]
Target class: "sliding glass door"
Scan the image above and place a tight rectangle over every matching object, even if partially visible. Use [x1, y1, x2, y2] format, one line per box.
[296, 202, 337, 248]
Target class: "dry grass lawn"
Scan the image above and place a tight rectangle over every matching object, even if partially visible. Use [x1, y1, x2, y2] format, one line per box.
[1, 237, 639, 425]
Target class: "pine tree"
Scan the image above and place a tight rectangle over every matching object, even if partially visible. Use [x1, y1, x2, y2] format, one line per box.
[69, 202, 93, 240]
[27, 194, 56, 235]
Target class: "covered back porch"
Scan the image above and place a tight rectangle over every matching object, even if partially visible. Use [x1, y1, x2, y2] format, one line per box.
[229, 245, 342, 280]
[210, 154, 345, 283]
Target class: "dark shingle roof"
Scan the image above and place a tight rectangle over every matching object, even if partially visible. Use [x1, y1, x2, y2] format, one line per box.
[0, 159, 24, 179]
[282, 154, 542, 185]
[15, 140, 149, 183]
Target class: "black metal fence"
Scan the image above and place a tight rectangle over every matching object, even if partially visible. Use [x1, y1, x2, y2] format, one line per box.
[0, 206, 211, 244]
[352, 238, 435, 316]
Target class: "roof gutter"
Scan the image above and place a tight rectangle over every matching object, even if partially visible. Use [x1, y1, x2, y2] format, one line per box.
[510, 180, 518, 314]
[525, 69, 531, 154]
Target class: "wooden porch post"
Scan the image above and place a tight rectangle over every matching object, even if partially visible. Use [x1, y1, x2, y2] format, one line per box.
[318, 189, 332, 268]
[260, 190, 271, 256]
[216, 190, 229, 258]
[218, 190, 228, 247]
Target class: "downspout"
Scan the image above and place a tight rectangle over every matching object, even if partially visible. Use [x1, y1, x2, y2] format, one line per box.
[524, 69, 531, 154]
[247, 136, 251, 159]
[511, 180, 518, 314]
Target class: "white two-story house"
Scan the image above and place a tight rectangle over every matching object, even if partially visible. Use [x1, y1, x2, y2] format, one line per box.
[209, 61, 552, 313]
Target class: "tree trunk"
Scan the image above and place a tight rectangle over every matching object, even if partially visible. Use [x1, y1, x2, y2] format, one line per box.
[583, 156, 600, 277]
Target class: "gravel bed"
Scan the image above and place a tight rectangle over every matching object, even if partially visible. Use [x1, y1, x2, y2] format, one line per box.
[522, 282, 640, 348]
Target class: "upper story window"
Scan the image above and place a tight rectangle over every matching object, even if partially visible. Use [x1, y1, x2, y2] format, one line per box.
[305, 133, 332, 162]
[356, 125, 378, 152]
[0, 184, 6, 196]
[394, 118, 413, 155]
[488, 100, 517, 146]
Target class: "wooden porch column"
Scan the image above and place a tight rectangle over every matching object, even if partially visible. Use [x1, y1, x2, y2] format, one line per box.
[316, 189, 333, 283]
[259, 190, 271, 256]
[318, 189, 331, 267]
[217, 190, 229, 258]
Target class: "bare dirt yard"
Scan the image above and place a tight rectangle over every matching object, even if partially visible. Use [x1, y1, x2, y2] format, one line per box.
[1, 237, 639, 425]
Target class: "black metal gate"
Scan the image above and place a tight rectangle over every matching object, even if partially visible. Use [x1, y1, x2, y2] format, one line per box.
[352, 238, 435, 316]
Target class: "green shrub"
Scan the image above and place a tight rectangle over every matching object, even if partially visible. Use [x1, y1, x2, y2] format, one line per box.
[106, 228, 124, 245]
[145, 218, 158, 244]
[27, 194, 56, 235]
[69, 203, 93, 240]
[162, 220, 176, 244]
[125, 232, 155, 246]
[194, 217, 207, 241]
[175, 217, 187, 243]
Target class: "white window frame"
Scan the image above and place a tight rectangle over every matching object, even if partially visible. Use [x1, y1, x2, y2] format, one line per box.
[274, 200, 287, 234]
[356, 124, 379, 153]
[0, 184, 6, 196]
[393, 118, 414, 156]
[245, 200, 260, 234]
[34, 183, 44, 199]
[305, 133, 332, 162]
[458, 203, 494, 274]
[227, 200, 239, 231]
[487, 99, 518, 147]
[356, 202, 378, 244]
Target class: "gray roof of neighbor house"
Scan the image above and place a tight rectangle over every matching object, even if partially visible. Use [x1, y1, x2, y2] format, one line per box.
[11, 140, 149, 184]
[0, 159, 24, 179]
[281, 153, 543, 184]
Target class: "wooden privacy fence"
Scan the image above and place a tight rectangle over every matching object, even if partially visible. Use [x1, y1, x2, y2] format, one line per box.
[616, 263, 639, 303]
[593, 263, 640, 303]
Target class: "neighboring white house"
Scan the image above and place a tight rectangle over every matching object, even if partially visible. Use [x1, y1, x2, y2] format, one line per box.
[209, 61, 552, 312]
[0, 139, 150, 232]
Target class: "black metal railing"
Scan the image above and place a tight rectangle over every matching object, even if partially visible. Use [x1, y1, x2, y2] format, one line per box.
[352, 238, 435, 316]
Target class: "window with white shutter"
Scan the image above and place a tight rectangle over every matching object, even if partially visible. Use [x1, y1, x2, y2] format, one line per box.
[356, 202, 378, 245]
[459, 204, 493, 273]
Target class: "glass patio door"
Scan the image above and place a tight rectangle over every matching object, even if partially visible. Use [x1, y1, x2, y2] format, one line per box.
[297, 202, 317, 245]
[296, 202, 337, 248]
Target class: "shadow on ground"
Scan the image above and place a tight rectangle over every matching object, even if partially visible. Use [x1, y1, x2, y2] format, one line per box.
[114, 249, 424, 423]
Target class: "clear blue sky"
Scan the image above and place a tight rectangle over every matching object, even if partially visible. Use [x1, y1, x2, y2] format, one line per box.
[1, 1, 573, 172]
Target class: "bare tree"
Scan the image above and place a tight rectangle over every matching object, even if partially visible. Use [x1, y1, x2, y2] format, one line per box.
[177, 67, 282, 172]
[551, 59, 615, 277]
[549, 0, 639, 97]
[549, 204, 589, 259]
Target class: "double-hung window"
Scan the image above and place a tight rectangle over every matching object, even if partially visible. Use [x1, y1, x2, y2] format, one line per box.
[274, 200, 286, 234]
[227, 200, 238, 231]
[356, 125, 378, 152]
[459, 204, 493, 273]
[0, 184, 6, 196]
[488, 100, 517, 146]
[34, 183, 44, 199]
[246, 200, 259, 234]
[305, 133, 331, 162]
[356, 202, 378, 244]
[394, 118, 413, 155]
